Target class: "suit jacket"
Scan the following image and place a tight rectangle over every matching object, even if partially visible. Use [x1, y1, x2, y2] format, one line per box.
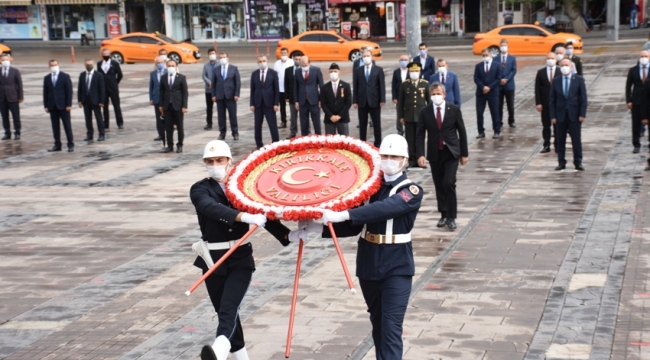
[626, 64, 647, 105]
[284, 66, 299, 103]
[320, 80, 352, 123]
[202, 61, 217, 93]
[352, 58, 376, 70]
[0, 67, 23, 103]
[78, 71, 105, 106]
[494, 54, 517, 91]
[159, 73, 188, 111]
[294, 65, 324, 106]
[412, 55, 436, 80]
[353, 64, 386, 108]
[211, 64, 241, 100]
[429, 71, 462, 107]
[250, 68, 279, 108]
[549, 74, 587, 123]
[391, 67, 407, 101]
[149, 69, 167, 105]
[474, 61, 502, 97]
[42, 71, 73, 111]
[416, 103, 468, 162]
[96, 59, 122, 91]
[534, 66, 561, 107]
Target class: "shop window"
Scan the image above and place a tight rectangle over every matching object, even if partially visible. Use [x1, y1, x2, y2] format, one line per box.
[299, 34, 321, 41]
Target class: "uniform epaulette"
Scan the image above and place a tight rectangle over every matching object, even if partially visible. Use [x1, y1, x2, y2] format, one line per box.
[402, 79, 409, 83]
[420, 79, 428, 83]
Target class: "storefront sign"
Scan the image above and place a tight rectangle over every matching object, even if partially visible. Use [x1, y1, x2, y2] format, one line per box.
[341, 20, 369, 38]
[0, 5, 41, 39]
[107, 11, 120, 38]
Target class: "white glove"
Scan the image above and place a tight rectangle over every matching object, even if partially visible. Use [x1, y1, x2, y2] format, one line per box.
[288, 229, 308, 243]
[299, 220, 323, 234]
[241, 213, 267, 228]
[321, 210, 350, 224]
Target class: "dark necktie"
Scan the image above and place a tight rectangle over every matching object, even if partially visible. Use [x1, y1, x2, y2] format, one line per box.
[564, 77, 569, 98]
[436, 106, 443, 150]
[304, 70, 309, 81]
[53, 74, 57, 86]
[643, 66, 647, 84]
[86, 72, 91, 90]
[261, 69, 265, 85]
[502, 55, 506, 68]
[441, 73, 445, 85]
[485, 63, 488, 73]
[169, 76, 173, 103]
[365, 67, 370, 82]
[549, 67, 553, 83]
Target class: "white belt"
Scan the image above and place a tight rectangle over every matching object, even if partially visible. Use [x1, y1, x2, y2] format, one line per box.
[364, 232, 411, 244]
[206, 239, 250, 250]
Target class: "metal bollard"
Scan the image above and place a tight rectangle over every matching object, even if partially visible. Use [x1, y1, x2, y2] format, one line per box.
[213, 40, 217, 52]
[255, 42, 259, 56]
[71, 46, 75, 64]
[266, 39, 270, 56]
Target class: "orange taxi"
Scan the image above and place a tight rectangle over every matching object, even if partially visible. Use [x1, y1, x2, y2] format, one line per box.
[473, 24, 583, 57]
[276, 30, 382, 62]
[100, 32, 201, 64]
[0, 43, 11, 58]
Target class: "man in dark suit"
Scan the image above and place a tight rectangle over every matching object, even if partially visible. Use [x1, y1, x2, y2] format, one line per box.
[211, 52, 241, 141]
[474, 48, 502, 139]
[535, 52, 561, 153]
[391, 54, 410, 136]
[149, 56, 167, 143]
[495, 39, 517, 127]
[97, 48, 123, 129]
[626, 51, 649, 153]
[320, 63, 352, 135]
[78, 59, 105, 142]
[352, 47, 376, 69]
[250, 56, 280, 149]
[0, 53, 23, 140]
[284, 54, 302, 138]
[412, 43, 435, 81]
[294, 55, 324, 135]
[43, 59, 74, 152]
[353, 50, 385, 147]
[159, 60, 188, 153]
[429, 59, 462, 107]
[416, 82, 468, 231]
[549, 58, 587, 171]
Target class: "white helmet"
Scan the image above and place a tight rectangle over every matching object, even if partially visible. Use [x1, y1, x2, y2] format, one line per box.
[203, 140, 232, 159]
[378, 134, 409, 158]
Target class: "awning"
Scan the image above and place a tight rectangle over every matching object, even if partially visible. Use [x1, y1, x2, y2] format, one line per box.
[162, 0, 241, 3]
[0, 0, 33, 5]
[34, 0, 115, 4]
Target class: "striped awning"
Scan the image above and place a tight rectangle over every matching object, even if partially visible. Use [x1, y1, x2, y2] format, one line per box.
[0, 0, 33, 5]
[162, 0, 241, 3]
[34, 0, 115, 4]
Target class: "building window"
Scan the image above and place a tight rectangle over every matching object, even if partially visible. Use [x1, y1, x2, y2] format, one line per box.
[0, 5, 42, 39]
[190, 4, 245, 41]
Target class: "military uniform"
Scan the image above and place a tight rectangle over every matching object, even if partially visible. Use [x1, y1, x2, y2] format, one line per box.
[570, 55, 583, 76]
[397, 63, 430, 168]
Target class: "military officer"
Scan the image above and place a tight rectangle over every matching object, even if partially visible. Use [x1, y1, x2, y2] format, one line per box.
[397, 62, 430, 169]
[301, 134, 423, 360]
[192, 140, 305, 360]
[566, 42, 583, 76]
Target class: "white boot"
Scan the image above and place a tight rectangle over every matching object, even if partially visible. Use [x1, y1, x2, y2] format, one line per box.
[212, 335, 231, 360]
[231, 347, 250, 360]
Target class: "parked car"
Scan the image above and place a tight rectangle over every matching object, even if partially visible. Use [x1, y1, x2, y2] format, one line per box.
[100, 32, 201, 64]
[473, 24, 583, 57]
[0, 43, 11, 58]
[276, 30, 382, 62]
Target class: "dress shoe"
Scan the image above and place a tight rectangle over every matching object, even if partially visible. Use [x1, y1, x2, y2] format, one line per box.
[509, 122, 516, 128]
[493, 133, 500, 139]
[1, 134, 9, 140]
[47, 146, 62, 152]
[286, 135, 296, 139]
[634, 147, 640, 154]
[164, 147, 174, 153]
[153, 137, 163, 141]
[476, 133, 485, 139]
[575, 164, 584, 171]
[68, 147, 74, 152]
[118, 125, 124, 129]
[217, 135, 225, 140]
[555, 164, 566, 171]
[176, 146, 183, 153]
[437, 218, 448, 228]
[279, 122, 287, 129]
[83, 137, 93, 141]
[97, 135, 105, 141]
[204, 125, 212, 130]
[200, 345, 217, 360]
[13, 134, 20, 140]
[540, 146, 551, 153]
[446, 219, 457, 231]
[356, 124, 360, 128]
[233, 135, 239, 141]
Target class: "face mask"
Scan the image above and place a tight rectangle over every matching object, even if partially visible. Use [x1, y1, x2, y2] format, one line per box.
[363, 56, 372, 65]
[641, 58, 650, 66]
[483, 57, 491, 63]
[438, 66, 447, 74]
[160, 55, 167, 61]
[281, 55, 288, 61]
[500, 46, 508, 53]
[258, 62, 268, 69]
[546, 59, 556, 67]
[207, 164, 228, 182]
[329, 72, 339, 81]
[431, 95, 444, 105]
[409, 72, 420, 80]
[556, 54, 564, 61]
[50, 66, 59, 74]
[1, 60, 9, 68]
[381, 159, 404, 176]
[167, 67, 177, 76]
[560, 66, 571, 76]
[85, 65, 93, 71]
[566, 49, 573, 56]
[209, 54, 217, 61]
[156, 63, 165, 70]
[419, 50, 427, 57]
[219, 58, 228, 66]
[302, 66, 310, 72]
[399, 60, 408, 68]
[102, 55, 110, 61]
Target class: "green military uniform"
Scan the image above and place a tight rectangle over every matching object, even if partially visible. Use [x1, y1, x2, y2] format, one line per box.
[398, 62, 430, 167]
[570, 55, 583, 76]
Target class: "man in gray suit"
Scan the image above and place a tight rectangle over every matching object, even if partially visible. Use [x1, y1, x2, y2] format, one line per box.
[211, 52, 241, 140]
[0, 53, 23, 140]
[294, 56, 324, 135]
[202, 48, 217, 131]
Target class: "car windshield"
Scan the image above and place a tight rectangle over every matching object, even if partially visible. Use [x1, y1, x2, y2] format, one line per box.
[338, 33, 353, 41]
[156, 34, 180, 44]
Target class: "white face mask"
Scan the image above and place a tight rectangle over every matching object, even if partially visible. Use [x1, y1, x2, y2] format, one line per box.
[431, 95, 444, 105]
[546, 59, 556, 67]
[640, 57, 650, 66]
[560, 65, 571, 76]
[207, 164, 229, 182]
[1, 60, 9, 68]
[258, 62, 268, 69]
[409, 72, 420, 80]
[329, 72, 339, 81]
[500, 46, 508, 53]
[209, 54, 217, 61]
[50, 66, 59, 74]
[380, 159, 404, 176]
[281, 55, 288, 61]
[438, 66, 447, 74]
[160, 55, 167, 61]
[302, 66, 310, 72]
[362, 56, 372, 65]
[219, 58, 228, 66]
[556, 54, 564, 61]
[483, 57, 491, 63]
[167, 67, 177, 76]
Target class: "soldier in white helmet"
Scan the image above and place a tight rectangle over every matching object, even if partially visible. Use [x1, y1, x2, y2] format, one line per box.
[191, 140, 306, 360]
[300, 134, 423, 360]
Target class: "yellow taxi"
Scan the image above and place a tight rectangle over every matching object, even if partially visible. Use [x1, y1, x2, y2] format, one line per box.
[276, 30, 382, 62]
[0, 43, 11, 58]
[100, 32, 201, 64]
[473, 24, 583, 57]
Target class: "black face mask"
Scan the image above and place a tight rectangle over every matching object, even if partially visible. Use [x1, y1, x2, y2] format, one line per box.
[85, 65, 93, 71]
[103, 55, 110, 61]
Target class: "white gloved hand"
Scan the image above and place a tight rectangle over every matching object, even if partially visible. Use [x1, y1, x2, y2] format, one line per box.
[288, 229, 308, 243]
[241, 213, 267, 228]
[298, 220, 323, 234]
[321, 210, 350, 224]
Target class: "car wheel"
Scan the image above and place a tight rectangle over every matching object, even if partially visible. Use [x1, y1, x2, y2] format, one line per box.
[111, 52, 124, 64]
[488, 46, 500, 58]
[290, 51, 303, 58]
[551, 43, 564, 52]
[169, 52, 182, 64]
[349, 50, 362, 61]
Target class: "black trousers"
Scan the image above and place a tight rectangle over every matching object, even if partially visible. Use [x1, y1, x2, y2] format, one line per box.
[632, 104, 644, 148]
[0, 101, 20, 135]
[499, 89, 515, 125]
[289, 100, 300, 136]
[556, 118, 582, 166]
[83, 98, 104, 138]
[279, 92, 287, 123]
[205, 93, 214, 127]
[154, 104, 164, 140]
[103, 87, 123, 128]
[476, 95, 500, 134]
[358, 105, 382, 147]
[430, 146, 459, 219]
[404, 122, 417, 166]
[299, 102, 321, 135]
[359, 275, 412, 360]
[540, 106, 556, 149]
[351, 25, 360, 39]
[165, 107, 184, 147]
[324, 122, 349, 135]
[49, 108, 74, 148]
[395, 107, 404, 135]
[254, 105, 280, 148]
[217, 98, 238, 136]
